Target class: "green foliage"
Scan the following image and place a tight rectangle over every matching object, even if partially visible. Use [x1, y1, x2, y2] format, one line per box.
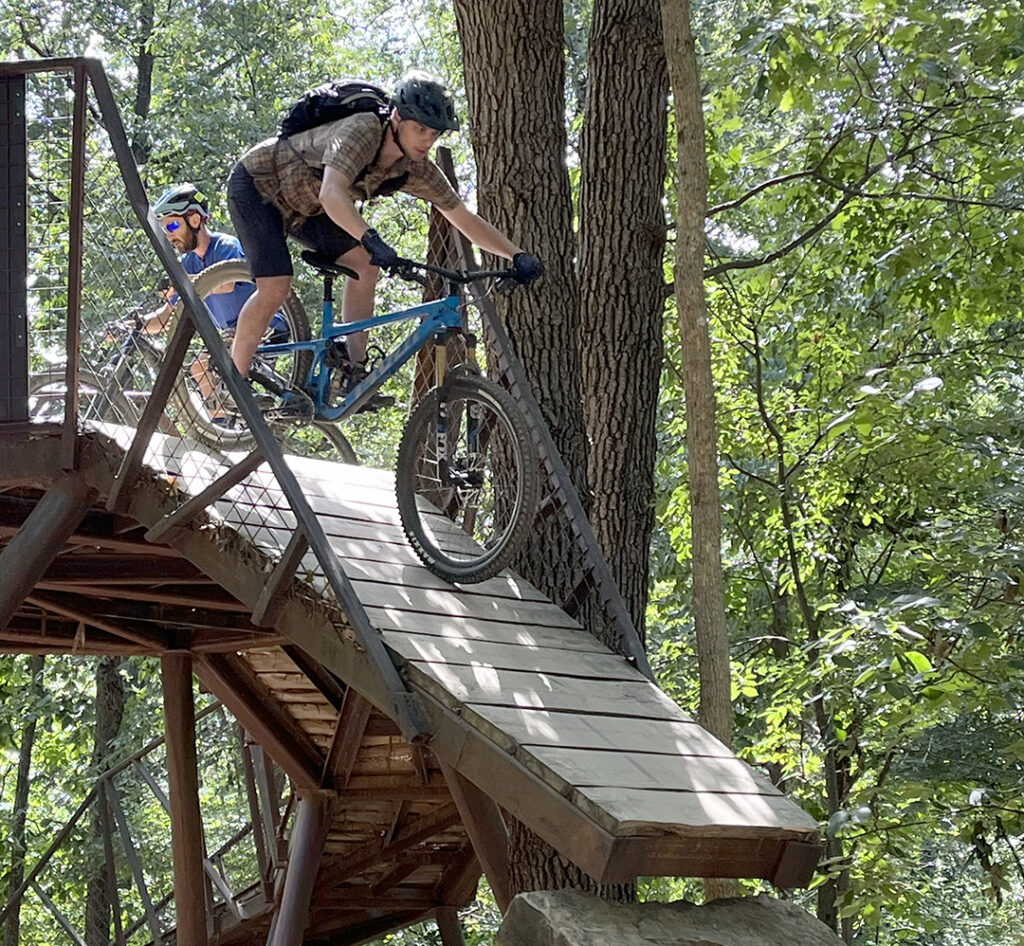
[655, 0, 1024, 938]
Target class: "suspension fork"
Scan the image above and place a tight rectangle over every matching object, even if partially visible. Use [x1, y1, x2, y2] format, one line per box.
[433, 329, 483, 488]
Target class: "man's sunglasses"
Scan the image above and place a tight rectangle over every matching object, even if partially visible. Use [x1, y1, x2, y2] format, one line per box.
[162, 219, 182, 232]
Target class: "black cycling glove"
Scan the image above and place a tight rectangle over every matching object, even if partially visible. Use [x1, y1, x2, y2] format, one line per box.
[512, 251, 544, 283]
[360, 228, 399, 269]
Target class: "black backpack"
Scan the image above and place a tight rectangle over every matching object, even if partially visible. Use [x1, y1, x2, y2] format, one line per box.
[278, 79, 391, 138]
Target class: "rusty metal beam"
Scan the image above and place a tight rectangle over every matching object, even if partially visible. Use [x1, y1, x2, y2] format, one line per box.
[267, 792, 334, 946]
[0, 476, 94, 632]
[161, 653, 209, 946]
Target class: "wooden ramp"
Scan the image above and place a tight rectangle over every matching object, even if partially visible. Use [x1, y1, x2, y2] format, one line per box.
[0, 428, 818, 944]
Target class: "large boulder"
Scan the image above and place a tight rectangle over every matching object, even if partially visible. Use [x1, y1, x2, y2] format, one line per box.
[494, 889, 843, 946]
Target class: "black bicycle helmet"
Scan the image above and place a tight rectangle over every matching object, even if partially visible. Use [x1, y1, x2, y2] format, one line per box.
[152, 183, 209, 218]
[391, 71, 460, 132]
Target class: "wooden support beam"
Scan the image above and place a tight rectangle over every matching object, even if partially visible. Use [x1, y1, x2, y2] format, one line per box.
[0, 475, 94, 632]
[268, 792, 334, 946]
[252, 528, 309, 628]
[35, 581, 247, 611]
[27, 592, 167, 650]
[316, 803, 462, 898]
[194, 654, 323, 790]
[283, 644, 346, 708]
[436, 907, 467, 946]
[322, 688, 373, 788]
[161, 653, 209, 946]
[437, 760, 511, 913]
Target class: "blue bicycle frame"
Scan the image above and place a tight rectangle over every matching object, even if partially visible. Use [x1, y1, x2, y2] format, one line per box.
[256, 292, 464, 423]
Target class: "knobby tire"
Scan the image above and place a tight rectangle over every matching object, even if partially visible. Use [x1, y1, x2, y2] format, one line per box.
[395, 375, 539, 584]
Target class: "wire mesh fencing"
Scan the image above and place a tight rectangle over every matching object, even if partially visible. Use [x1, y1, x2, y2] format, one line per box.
[1, 703, 289, 946]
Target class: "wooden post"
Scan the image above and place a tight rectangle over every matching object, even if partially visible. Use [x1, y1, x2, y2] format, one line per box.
[435, 907, 467, 946]
[0, 475, 93, 632]
[437, 760, 511, 913]
[0, 70, 27, 426]
[161, 653, 208, 945]
[267, 792, 333, 946]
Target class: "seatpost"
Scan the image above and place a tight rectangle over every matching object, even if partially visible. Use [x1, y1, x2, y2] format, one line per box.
[323, 274, 335, 328]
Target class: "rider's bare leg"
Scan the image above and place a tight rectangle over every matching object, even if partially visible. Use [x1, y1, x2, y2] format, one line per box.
[230, 275, 292, 377]
[337, 246, 380, 364]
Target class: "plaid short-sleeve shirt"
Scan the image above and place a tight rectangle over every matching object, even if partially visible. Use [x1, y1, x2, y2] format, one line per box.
[240, 112, 460, 232]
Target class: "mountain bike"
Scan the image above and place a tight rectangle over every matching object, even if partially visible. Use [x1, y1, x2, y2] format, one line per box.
[29, 310, 163, 428]
[177, 252, 540, 584]
[169, 260, 356, 463]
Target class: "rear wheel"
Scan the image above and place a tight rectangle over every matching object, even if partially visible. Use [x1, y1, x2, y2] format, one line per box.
[28, 368, 139, 428]
[395, 375, 539, 583]
[168, 260, 311, 450]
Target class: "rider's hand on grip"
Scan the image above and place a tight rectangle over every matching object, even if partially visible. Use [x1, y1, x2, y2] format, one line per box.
[360, 228, 399, 269]
[512, 252, 544, 283]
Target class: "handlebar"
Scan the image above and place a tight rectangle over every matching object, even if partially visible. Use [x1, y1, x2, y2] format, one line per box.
[388, 257, 519, 288]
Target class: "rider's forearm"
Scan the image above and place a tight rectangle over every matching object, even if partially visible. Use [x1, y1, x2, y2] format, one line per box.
[319, 171, 369, 241]
[441, 204, 522, 260]
[141, 302, 172, 334]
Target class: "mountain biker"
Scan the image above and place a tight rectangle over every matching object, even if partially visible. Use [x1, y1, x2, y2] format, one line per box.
[140, 183, 289, 344]
[225, 70, 543, 388]
[141, 183, 290, 410]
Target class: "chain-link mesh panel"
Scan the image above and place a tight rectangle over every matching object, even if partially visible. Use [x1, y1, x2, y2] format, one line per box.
[5, 703, 281, 946]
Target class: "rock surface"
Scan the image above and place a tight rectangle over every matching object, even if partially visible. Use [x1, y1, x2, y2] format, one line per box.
[494, 889, 844, 946]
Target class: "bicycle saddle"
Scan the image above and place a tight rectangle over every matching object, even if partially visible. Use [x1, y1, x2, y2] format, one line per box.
[300, 250, 359, 281]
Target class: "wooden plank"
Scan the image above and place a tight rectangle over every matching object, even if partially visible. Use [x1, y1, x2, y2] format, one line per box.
[409, 663, 684, 718]
[386, 634, 635, 681]
[351, 581, 579, 628]
[195, 654, 324, 790]
[572, 786, 820, 837]
[458, 705, 732, 758]
[370, 612, 605, 653]
[519, 746, 782, 796]
[324, 690, 373, 788]
[436, 760, 510, 912]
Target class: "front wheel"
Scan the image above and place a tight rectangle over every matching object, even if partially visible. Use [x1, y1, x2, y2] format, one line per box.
[396, 375, 539, 584]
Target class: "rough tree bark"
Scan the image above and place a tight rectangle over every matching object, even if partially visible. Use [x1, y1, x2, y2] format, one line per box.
[660, 0, 732, 751]
[455, 0, 603, 899]
[455, 0, 667, 904]
[2, 655, 45, 946]
[579, 0, 668, 638]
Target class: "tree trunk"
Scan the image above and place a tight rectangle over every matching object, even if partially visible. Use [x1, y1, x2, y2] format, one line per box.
[85, 657, 126, 946]
[453, 0, 586, 487]
[131, 0, 155, 164]
[2, 655, 45, 946]
[579, 0, 668, 638]
[661, 0, 737, 902]
[456, 0, 666, 903]
[660, 0, 731, 751]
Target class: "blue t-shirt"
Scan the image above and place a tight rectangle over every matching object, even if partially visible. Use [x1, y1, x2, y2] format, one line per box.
[180, 232, 287, 333]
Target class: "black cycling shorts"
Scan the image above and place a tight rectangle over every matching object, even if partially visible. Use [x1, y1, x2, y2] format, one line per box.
[227, 162, 361, 279]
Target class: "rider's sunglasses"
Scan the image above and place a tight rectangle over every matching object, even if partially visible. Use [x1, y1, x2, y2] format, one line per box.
[162, 219, 182, 232]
